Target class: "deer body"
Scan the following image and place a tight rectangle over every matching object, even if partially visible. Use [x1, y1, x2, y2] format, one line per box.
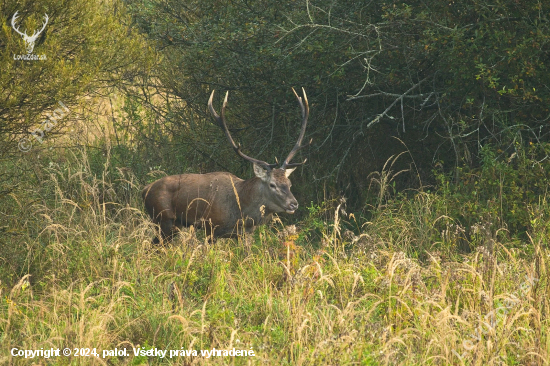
[143, 88, 310, 242]
[143, 169, 297, 240]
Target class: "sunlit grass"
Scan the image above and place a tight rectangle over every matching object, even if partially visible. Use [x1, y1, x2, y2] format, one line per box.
[0, 150, 548, 365]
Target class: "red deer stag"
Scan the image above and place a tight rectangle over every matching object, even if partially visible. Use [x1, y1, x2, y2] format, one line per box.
[142, 88, 310, 243]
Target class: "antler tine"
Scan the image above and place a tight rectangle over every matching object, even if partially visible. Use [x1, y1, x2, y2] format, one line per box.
[11, 11, 27, 37]
[32, 14, 49, 38]
[281, 87, 312, 170]
[208, 90, 277, 171]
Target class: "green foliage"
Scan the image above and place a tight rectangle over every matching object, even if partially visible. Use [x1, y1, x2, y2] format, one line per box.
[120, 0, 550, 213]
[0, 0, 155, 158]
[434, 142, 550, 239]
[299, 200, 337, 243]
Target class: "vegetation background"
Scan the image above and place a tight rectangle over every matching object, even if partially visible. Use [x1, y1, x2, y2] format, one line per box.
[1, 0, 549, 364]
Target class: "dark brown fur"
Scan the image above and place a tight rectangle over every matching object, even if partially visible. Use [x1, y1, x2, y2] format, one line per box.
[142, 168, 297, 242]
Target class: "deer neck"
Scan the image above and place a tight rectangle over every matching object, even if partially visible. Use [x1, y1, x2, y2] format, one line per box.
[237, 177, 271, 222]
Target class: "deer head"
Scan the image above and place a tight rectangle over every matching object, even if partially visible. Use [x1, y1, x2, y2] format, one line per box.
[208, 88, 311, 214]
[11, 11, 49, 54]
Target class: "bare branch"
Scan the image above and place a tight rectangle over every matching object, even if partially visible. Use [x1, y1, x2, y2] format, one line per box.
[364, 76, 431, 129]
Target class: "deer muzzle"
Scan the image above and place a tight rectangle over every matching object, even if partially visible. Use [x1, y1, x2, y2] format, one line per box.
[286, 201, 298, 214]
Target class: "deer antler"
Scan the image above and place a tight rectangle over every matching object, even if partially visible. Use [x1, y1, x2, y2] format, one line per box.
[208, 90, 278, 171]
[280, 87, 312, 170]
[11, 12, 49, 54]
[11, 11, 27, 37]
[30, 14, 49, 39]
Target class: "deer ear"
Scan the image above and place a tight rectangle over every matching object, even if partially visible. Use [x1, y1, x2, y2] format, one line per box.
[284, 167, 296, 178]
[253, 163, 269, 181]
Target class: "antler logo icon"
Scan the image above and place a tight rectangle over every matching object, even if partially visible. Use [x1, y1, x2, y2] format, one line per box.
[11, 11, 49, 54]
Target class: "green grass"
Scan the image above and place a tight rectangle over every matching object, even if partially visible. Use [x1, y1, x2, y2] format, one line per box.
[0, 149, 549, 365]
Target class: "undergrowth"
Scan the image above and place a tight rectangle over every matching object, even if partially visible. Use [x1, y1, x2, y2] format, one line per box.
[0, 146, 549, 365]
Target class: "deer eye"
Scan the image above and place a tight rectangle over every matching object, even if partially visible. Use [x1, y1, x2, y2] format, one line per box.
[269, 183, 276, 189]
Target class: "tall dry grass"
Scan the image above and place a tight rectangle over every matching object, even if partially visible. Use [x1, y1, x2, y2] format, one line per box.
[0, 148, 548, 365]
